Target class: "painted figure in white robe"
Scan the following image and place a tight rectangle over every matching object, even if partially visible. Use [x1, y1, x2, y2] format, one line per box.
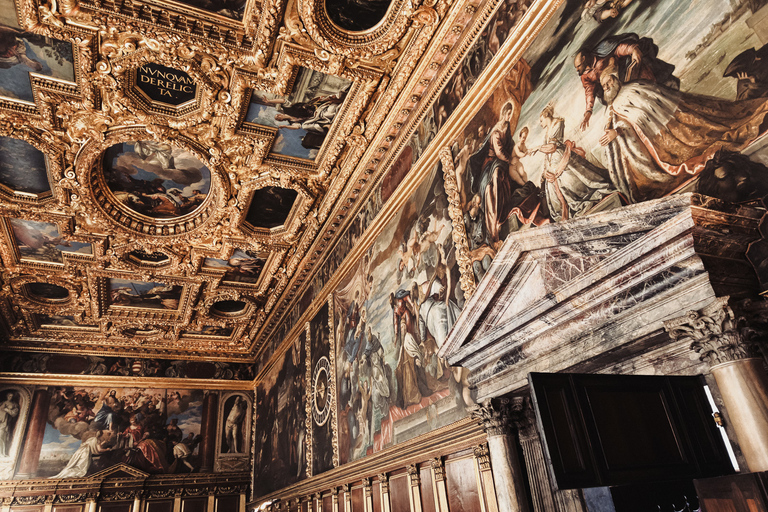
[535, 104, 614, 221]
[51, 431, 110, 479]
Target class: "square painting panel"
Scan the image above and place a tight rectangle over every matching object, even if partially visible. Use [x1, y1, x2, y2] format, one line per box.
[9, 218, 92, 263]
[202, 249, 265, 284]
[0, 137, 49, 194]
[0, 0, 75, 103]
[108, 278, 182, 310]
[244, 67, 352, 160]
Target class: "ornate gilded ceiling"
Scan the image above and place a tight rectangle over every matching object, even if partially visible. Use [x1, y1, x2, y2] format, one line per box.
[0, 0, 516, 361]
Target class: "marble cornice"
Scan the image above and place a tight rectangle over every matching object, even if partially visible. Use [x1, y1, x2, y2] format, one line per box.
[440, 194, 764, 401]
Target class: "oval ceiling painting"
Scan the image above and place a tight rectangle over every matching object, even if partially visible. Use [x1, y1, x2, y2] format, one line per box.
[102, 141, 211, 219]
[325, 0, 391, 32]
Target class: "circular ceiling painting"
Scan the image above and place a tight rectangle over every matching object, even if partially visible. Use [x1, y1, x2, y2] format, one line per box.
[102, 141, 211, 219]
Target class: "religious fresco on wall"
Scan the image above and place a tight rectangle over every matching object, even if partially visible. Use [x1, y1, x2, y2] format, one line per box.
[102, 141, 211, 219]
[333, 163, 474, 464]
[325, 0, 391, 32]
[244, 68, 351, 161]
[202, 249, 265, 285]
[307, 302, 336, 475]
[8, 218, 92, 263]
[253, 335, 307, 498]
[445, 0, 768, 281]
[0, 137, 49, 195]
[108, 278, 183, 310]
[0, 351, 255, 380]
[38, 387, 204, 478]
[0, 386, 28, 480]
[220, 393, 248, 454]
[0, 0, 75, 103]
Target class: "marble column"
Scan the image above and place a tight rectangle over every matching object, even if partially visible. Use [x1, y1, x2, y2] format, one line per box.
[199, 391, 219, 473]
[666, 296, 768, 472]
[512, 397, 586, 512]
[470, 400, 529, 512]
[16, 388, 51, 478]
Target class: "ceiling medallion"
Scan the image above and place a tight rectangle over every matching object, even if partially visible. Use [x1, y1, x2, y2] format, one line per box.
[89, 137, 221, 235]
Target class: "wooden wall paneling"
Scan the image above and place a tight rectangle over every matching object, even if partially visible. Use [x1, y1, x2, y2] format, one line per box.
[351, 486, 364, 512]
[323, 495, 332, 512]
[145, 500, 174, 512]
[389, 473, 410, 512]
[52, 506, 84, 512]
[180, 497, 206, 512]
[214, 495, 239, 512]
[97, 503, 132, 512]
[444, 455, 483, 512]
[372, 482, 381, 512]
[343, 485, 351, 512]
[10, 507, 44, 512]
[419, 465, 435, 512]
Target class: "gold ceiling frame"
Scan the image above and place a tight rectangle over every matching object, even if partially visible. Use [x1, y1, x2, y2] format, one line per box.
[25, 309, 99, 332]
[8, 274, 85, 312]
[75, 126, 229, 237]
[99, 45, 232, 128]
[200, 290, 258, 320]
[92, 268, 199, 321]
[0, 215, 103, 272]
[0, 124, 73, 206]
[234, 174, 314, 242]
[297, 0, 421, 57]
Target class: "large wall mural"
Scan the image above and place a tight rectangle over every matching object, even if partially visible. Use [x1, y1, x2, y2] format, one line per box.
[443, 0, 768, 280]
[39, 387, 207, 478]
[333, 163, 473, 464]
[253, 336, 307, 497]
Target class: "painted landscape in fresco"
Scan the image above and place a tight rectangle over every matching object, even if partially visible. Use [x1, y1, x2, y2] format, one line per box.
[0, 137, 49, 194]
[103, 141, 211, 219]
[108, 278, 183, 310]
[245, 67, 351, 160]
[9, 218, 92, 264]
[253, 336, 306, 497]
[202, 249, 265, 285]
[446, 0, 768, 277]
[333, 163, 473, 464]
[38, 387, 203, 478]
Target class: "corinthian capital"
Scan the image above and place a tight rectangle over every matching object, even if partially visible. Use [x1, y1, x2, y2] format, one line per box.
[664, 296, 760, 367]
[469, 398, 511, 437]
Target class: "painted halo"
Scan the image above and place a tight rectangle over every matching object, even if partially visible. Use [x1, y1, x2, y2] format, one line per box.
[101, 141, 212, 220]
